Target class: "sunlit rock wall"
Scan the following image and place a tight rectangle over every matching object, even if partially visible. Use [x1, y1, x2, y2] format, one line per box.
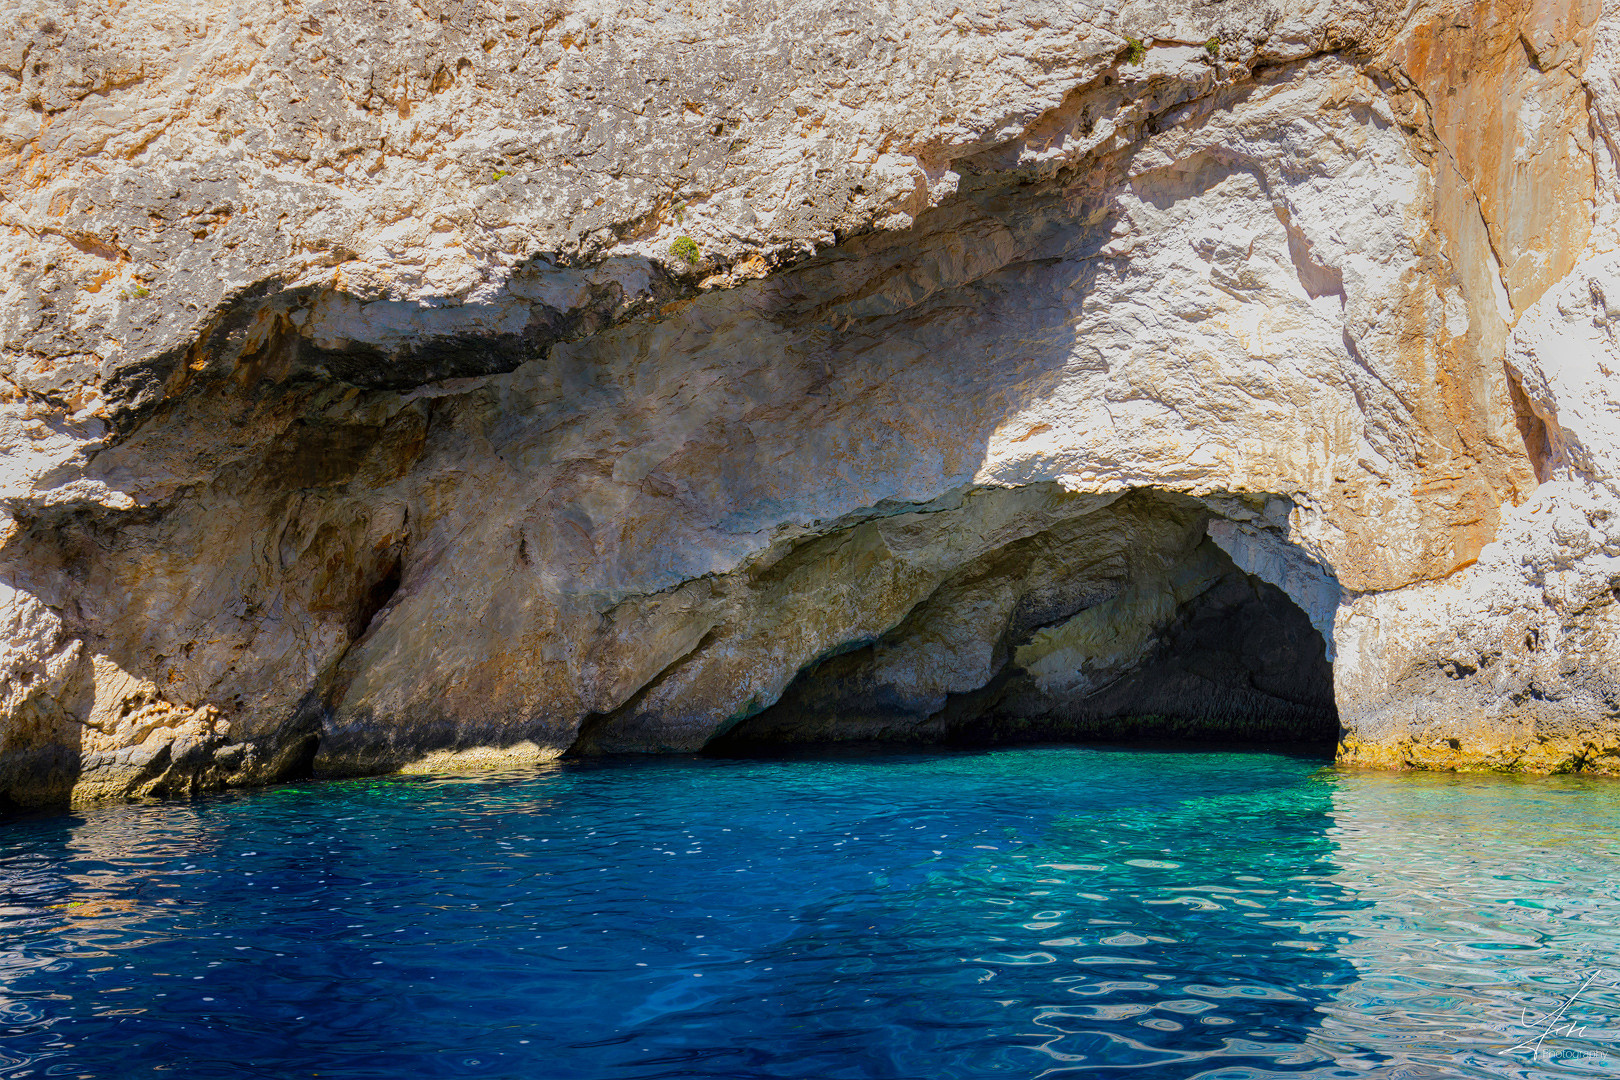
[1334, 0, 1620, 773]
[0, 0, 1612, 804]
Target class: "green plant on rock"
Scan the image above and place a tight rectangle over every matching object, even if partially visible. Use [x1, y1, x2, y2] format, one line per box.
[669, 235, 701, 265]
[1122, 36, 1146, 65]
[492, 169, 510, 181]
[1204, 36, 1220, 58]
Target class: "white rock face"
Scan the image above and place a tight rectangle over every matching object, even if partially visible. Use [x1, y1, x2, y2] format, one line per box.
[1330, 0, 1620, 774]
[1336, 249, 1620, 772]
[0, 0, 1616, 803]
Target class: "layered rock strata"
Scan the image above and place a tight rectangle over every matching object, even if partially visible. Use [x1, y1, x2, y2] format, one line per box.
[1, 0, 1617, 804]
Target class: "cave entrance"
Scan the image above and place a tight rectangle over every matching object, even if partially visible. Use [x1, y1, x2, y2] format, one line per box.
[710, 491, 1339, 754]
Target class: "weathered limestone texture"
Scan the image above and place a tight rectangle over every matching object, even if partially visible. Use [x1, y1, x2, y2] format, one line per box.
[1335, 257, 1620, 773]
[1, 0, 1616, 804]
[1334, 0, 1620, 773]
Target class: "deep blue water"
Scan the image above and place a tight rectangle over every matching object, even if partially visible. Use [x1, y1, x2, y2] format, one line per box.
[4, 746, 1620, 1079]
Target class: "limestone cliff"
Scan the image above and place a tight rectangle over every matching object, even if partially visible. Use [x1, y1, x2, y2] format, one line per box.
[1, 0, 1616, 805]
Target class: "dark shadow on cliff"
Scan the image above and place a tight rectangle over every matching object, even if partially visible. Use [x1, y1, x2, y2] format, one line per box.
[709, 490, 1339, 756]
[0, 650, 86, 813]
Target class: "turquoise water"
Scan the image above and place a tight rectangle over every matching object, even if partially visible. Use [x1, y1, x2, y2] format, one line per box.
[3, 747, 1620, 1079]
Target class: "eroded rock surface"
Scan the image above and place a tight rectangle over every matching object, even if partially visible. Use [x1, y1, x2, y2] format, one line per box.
[1335, 250, 1620, 773]
[714, 489, 1337, 750]
[1, 0, 1617, 804]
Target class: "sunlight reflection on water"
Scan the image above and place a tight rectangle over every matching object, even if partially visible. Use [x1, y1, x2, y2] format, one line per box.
[2, 748, 1619, 1078]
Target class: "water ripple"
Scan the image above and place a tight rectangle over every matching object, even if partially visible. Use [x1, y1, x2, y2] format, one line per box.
[2, 749, 1619, 1077]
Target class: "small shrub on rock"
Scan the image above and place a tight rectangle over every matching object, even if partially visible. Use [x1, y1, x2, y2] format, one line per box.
[669, 236, 701, 265]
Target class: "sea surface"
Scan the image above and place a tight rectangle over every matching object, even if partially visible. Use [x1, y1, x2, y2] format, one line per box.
[3, 746, 1620, 1079]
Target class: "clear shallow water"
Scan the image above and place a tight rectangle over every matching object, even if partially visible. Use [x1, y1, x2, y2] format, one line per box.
[3, 747, 1620, 1079]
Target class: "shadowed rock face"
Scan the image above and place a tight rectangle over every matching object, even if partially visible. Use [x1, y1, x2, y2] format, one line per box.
[2, 0, 1619, 805]
[712, 489, 1337, 751]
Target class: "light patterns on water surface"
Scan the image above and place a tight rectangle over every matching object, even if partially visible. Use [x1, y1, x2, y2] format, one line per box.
[2, 747, 1619, 1078]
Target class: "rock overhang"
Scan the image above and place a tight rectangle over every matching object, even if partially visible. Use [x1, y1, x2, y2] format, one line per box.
[3, 0, 1617, 804]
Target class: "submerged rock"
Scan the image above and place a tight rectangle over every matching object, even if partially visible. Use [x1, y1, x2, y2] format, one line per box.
[1, 0, 1617, 803]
